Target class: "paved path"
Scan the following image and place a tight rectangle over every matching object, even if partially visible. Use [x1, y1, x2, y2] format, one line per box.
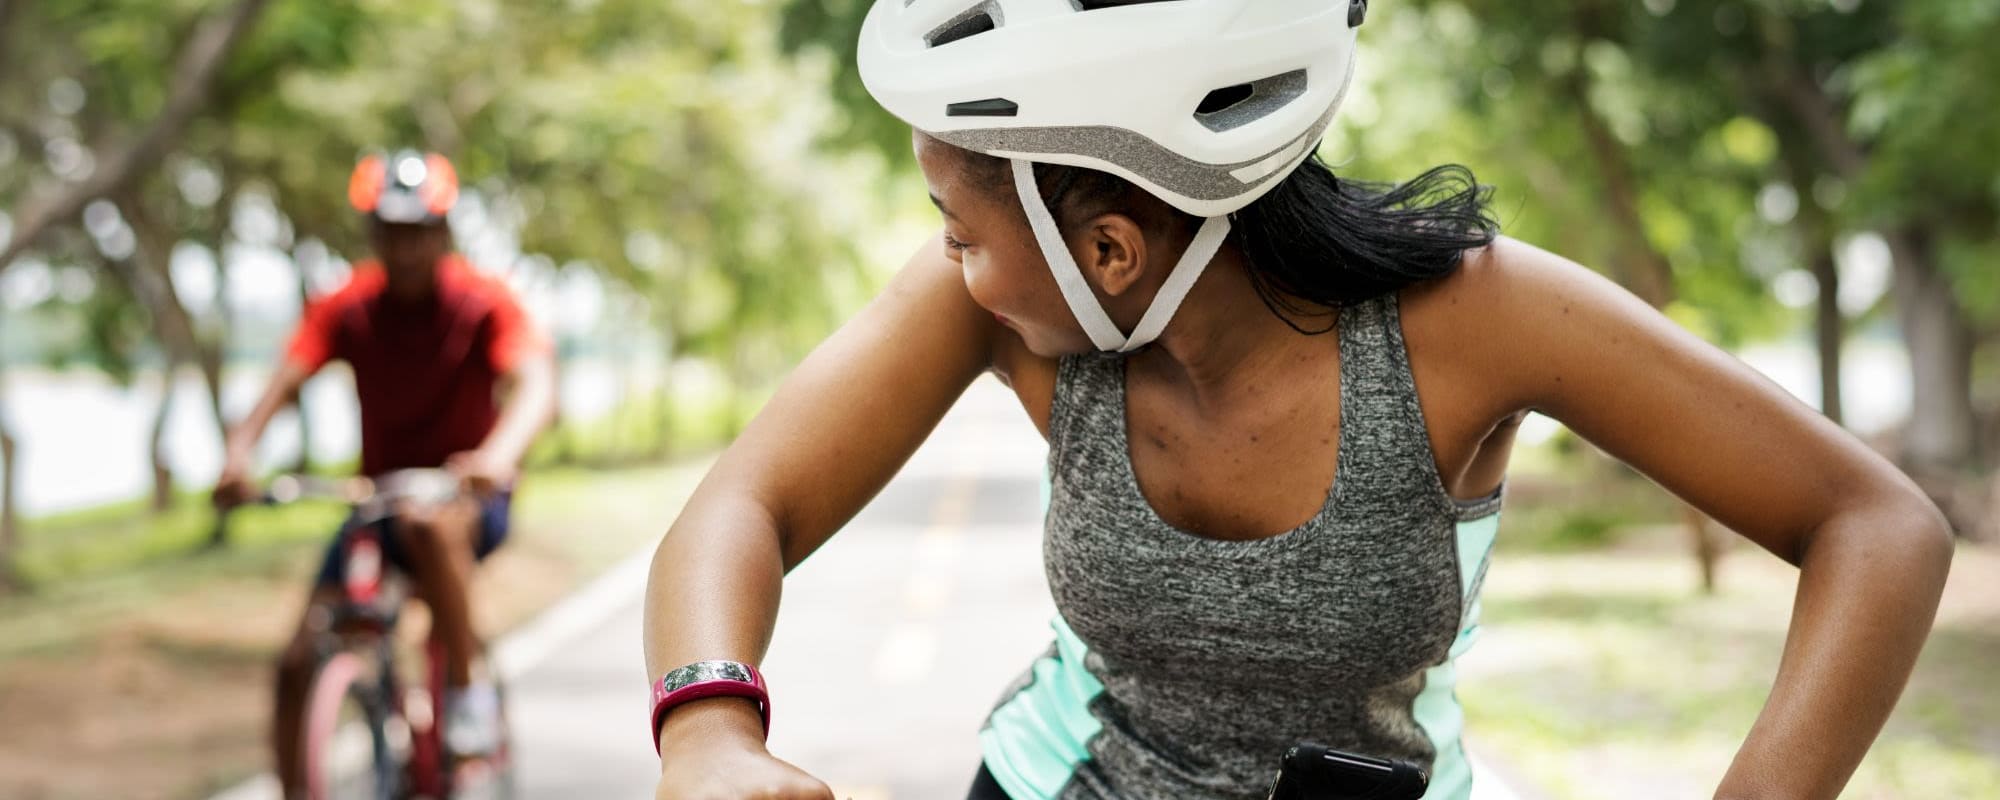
[224, 377, 1539, 799]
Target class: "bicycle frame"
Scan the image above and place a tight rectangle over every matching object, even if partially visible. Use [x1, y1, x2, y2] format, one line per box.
[284, 469, 509, 800]
[305, 522, 454, 799]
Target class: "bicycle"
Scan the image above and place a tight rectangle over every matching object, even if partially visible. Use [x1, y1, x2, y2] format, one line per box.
[247, 468, 516, 800]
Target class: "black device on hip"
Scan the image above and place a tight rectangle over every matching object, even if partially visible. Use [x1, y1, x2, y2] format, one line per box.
[1267, 742, 1430, 800]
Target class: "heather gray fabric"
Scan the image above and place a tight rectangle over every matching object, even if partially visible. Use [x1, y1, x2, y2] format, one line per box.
[929, 95, 1342, 204]
[1014, 290, 1504, 799]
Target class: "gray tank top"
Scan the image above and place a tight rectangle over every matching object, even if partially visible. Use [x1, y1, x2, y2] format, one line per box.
[979, 290, 1506, 800]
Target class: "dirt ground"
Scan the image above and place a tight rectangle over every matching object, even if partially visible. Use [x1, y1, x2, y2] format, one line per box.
[0, 462, 703, 800]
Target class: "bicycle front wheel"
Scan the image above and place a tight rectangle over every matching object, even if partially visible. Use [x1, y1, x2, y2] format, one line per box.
[301, 651, 401, 800]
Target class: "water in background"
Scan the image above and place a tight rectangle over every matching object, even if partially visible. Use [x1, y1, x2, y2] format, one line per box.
[0, 339, 1911, 517]
[0, 358, 640, 516]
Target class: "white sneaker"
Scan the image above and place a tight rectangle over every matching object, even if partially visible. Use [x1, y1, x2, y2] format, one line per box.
[443, 683, 503, 758]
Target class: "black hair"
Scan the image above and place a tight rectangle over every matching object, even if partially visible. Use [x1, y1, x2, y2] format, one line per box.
[973, 152, 1499, 335]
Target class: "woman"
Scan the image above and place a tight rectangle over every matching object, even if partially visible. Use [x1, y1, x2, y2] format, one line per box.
[644, 2, 1953, 798]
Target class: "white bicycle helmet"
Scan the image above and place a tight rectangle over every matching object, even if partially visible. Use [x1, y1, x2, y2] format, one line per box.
[858, 0, 1368, 352]
[858, 0, 1366, 218]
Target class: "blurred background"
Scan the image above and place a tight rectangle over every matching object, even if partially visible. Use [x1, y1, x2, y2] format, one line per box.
[0, 1, 1994, 798]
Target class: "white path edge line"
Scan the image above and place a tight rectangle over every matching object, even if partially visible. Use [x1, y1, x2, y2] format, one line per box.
[1469, 750, 1532, 800]
[209, 539, 665, 800]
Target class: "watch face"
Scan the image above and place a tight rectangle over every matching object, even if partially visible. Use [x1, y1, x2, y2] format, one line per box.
[663, 660, 756, 693]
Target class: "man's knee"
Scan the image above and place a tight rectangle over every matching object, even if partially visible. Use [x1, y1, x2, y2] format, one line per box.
[395, 502, 477, 562]
[275, 592, 338, 693]
[274, 631, 315, 694]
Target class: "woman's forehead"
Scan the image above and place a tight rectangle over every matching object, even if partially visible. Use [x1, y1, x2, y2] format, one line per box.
[918, 141, 1003, 215]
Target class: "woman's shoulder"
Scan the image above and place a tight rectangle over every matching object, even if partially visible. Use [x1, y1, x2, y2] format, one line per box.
[1398, 235, 1620, 341]
[1396, 236, 1626, 417]
[1402, 235, 1567, 306]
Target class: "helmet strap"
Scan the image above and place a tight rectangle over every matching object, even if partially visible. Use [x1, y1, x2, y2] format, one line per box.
[1010, 159, 1230, 353]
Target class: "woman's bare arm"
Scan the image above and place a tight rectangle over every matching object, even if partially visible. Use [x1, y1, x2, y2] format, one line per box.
[1459, 238, 1953, 800]
[642, 239, 1001, 747]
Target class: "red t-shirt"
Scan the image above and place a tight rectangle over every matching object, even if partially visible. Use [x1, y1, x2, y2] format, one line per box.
[285, 254, 550, 476]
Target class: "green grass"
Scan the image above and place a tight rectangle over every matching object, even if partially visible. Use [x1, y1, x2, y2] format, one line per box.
[5, 457, 718, 592]
[527, 388, 768, 468]
[0, 457, 713, 662]
[5, 385, 766, 591]
[1461, 548, 2000, 799]
[1453, 439, 2000, 797]
[0, 379, 752, 669]
[15, 497, 350, 587]
[1493, 476, 1686, 553]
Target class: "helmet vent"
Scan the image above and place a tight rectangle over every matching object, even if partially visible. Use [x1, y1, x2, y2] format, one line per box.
[1071, 0, 1181, 10]
[926, 3, 999, 48]
[1193, 69, 1308, 133]
[1196, 84, 1253, 115]
[946, 98, 1019, 117]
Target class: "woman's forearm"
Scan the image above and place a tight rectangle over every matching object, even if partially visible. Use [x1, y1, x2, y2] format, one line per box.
[642, 490, 790, 743]
[1715, 498, 1953, 799]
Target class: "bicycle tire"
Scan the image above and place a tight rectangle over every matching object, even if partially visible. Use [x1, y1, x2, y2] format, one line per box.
[415, 641, 519, 800]
[302, 651, 400, 800]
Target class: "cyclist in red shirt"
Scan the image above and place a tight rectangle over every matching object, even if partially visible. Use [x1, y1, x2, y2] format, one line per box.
[213, 150, 556, 795]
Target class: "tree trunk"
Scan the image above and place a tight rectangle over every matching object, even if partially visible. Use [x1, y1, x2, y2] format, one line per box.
[115, 191, 229, 435]
[1754, 49, 1978, 473]
[1681, 502, 1720, 595]
[1777, 142, 1845, 426]
[209, 244, 233, 443]
[0, 0, 23, 79]
[0, 336, 21, 592]
[1559, 8, 1676, 308]
[1811, 244, 1844, 426]
[0, 0, 275, 275]
[0, 407, 19, 592]
[149, 358, 178, 513]
[551, 402, 577, 466]
[1886, 229, 1977, 475]
[1566, 74, 1677, 308]
[1558, 22, 1710, 586]
[655, 333, 676, 459]
[193, 331, 227, 436]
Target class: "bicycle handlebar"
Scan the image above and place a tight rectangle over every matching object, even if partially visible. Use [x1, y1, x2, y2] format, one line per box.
[258, 468, 463, 524]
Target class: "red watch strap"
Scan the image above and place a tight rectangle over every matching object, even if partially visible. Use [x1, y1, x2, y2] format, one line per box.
[651, 661, 770, 754]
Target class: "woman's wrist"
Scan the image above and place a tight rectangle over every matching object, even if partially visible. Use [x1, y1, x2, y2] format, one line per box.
[656, 696, 767, 756]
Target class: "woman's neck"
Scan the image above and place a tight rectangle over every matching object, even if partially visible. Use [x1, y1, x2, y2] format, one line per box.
[1128, 245, 1331, 415]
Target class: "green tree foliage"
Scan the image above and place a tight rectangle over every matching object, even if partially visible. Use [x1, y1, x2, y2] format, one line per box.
[1406, 0, 1997, 472]
[0, 0, 886, 570]
[777, 0, 912, 164]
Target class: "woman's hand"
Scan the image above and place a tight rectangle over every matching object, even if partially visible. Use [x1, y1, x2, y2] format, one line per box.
[654, 698, 834, 800]
[655, 744, 833, 800]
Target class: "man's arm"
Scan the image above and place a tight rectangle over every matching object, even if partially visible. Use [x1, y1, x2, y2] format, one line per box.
[483, 351, 558, 467]
[450, 346, 557, 494]
[214, 359, 315, 505]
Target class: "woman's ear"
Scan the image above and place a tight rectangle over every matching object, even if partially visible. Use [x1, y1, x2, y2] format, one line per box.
[1076, 213, 1147, 297]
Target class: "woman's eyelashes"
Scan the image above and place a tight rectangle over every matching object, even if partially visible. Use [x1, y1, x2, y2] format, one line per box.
[943, 231, 971, 253]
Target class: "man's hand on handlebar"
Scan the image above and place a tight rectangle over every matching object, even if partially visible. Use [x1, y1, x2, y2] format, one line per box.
[446, 448, 516, 498]
[212, 457, 260, 510]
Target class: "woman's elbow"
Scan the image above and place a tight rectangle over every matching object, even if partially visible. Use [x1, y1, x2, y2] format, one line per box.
[1828, 486, 1956, 579]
